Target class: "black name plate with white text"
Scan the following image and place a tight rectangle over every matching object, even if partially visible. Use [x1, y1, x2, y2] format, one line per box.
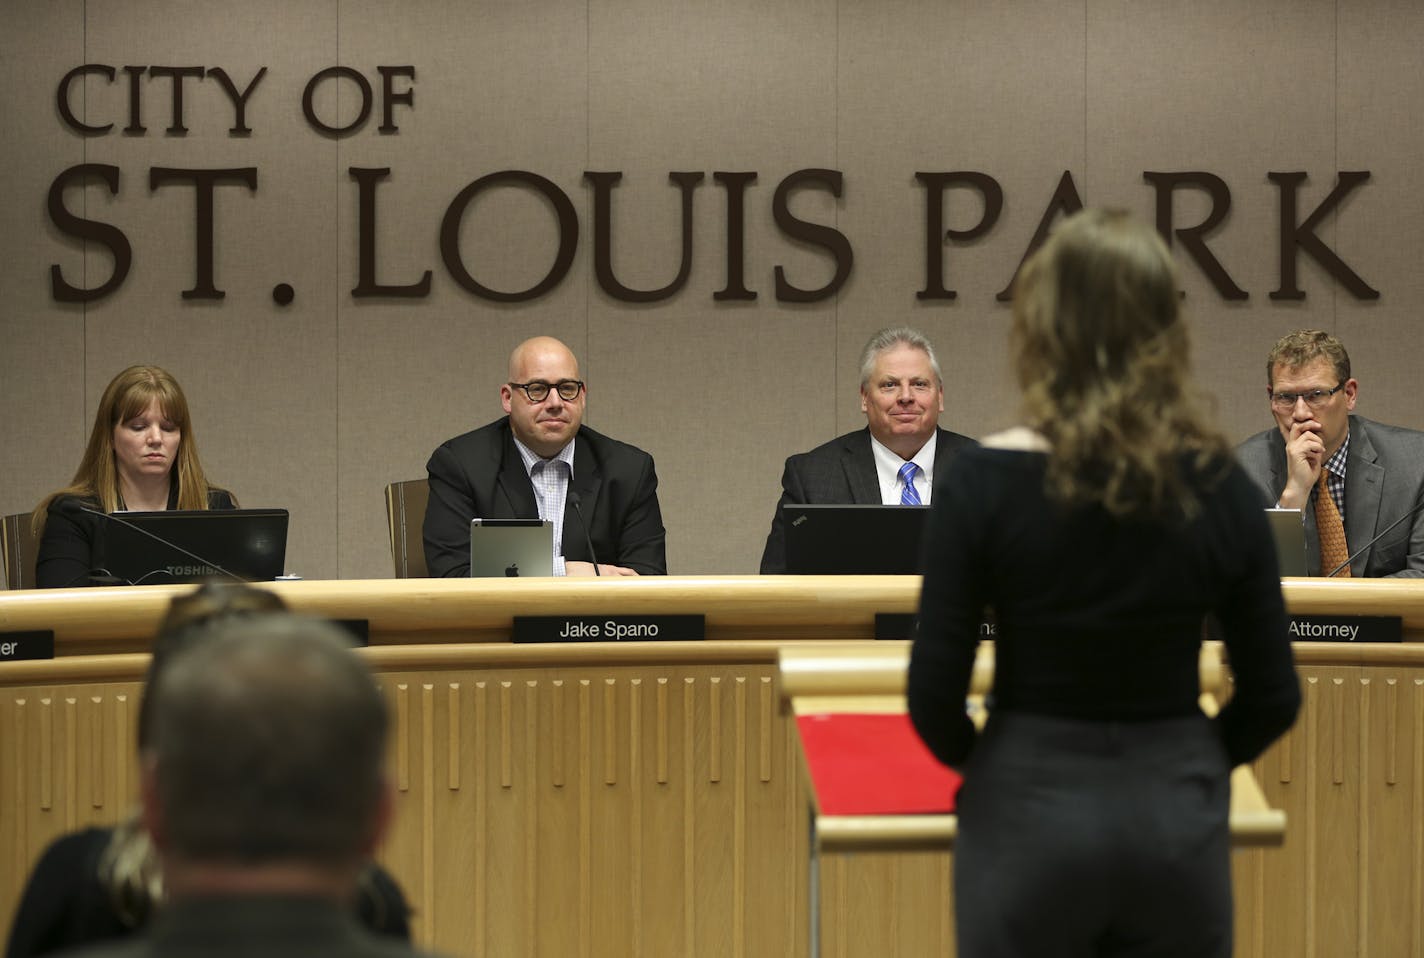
[1289, 615, 1402, 643]
[0, 631, 56, 661]
[513, 614, 706, 644]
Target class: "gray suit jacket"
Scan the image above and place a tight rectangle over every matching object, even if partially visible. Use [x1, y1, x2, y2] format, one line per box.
[1235, 415, 1424, 577]
[759, 426, 977, 574]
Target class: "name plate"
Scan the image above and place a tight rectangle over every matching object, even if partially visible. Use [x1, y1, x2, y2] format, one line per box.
[513, 614, 706, 644]
[875, 614, 997, 641]
[1289, 614, 1402, 643]
[0, 630, 56, 661]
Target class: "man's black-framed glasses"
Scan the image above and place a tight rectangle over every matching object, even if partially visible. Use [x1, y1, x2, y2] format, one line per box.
[509, 379, 585, 402]
[1269, 381, 1346, 411]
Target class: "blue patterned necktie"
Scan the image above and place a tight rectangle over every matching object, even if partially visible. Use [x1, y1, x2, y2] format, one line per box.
[898, 462, 922, 505]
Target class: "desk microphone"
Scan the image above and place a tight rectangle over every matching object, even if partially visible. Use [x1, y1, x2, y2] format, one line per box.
[1326, 490, 1424, 577]
[59, 499, 245, 585]
[566, 491, 600, 576]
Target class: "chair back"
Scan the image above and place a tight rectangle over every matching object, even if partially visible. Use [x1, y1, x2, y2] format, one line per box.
[384, 479, 430, 578]
[2, 512, 40, 590]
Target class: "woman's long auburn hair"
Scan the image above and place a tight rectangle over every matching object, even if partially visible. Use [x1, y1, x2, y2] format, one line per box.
[1010, 209, 1231, 519]
[33, 365, 220, 532]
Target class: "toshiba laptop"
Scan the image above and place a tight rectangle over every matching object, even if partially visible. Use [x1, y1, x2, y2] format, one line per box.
[97, 509, 289, 585]
[783, 504, 930, 575]
[1265, 508, 1308, 577]
[469, 518, 554, 577]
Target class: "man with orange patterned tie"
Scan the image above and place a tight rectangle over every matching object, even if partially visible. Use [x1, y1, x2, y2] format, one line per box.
[1237, 329, 1424, 577]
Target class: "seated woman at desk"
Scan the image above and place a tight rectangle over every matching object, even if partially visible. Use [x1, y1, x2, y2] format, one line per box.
[32, 365, 235, 589]
[908, 210, 1301, 958]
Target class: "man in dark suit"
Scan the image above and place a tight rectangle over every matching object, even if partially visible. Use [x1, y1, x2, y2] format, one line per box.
[423, 336, 666, 577]
[1237, 329, 1424, 577]
[67, 615, 441, 958]
[759, 327, 977, 573]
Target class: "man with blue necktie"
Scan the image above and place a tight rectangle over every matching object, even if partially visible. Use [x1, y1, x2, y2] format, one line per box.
[759, 327, 977, 573]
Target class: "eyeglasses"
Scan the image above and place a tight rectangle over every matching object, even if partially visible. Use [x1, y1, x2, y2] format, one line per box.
[1269, 381, 1346, 411]
[508, 379, 584, 403]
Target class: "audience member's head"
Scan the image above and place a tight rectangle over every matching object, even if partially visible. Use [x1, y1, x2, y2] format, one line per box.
[1010, 208, 1228, 517]
[857, 326, 945, 459]
[141, 613, 390, 900]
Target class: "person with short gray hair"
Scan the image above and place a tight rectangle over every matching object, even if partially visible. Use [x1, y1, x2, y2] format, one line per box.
[759, 326, 976, 573]
[61, 614, 440, 958]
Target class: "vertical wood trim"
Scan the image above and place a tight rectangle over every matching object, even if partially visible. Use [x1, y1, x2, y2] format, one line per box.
[655, 678, 668, 785]
[682, 677, 696, 958]
[39, 697, 52, 812]
[1386, 678, 1398, 786]
[395, 684, 411, 792]
[1412, 678, 1423, 958]
[1305, 676, 1318, 958]
[603, 679, 618, 785]
[448, 683, 461, 791]
[524, 680, 539, 954]
[1331, 677, 1345, 785]
[552, 680, 565, 788]
[64, 697, 76, 826]
[758, 676, 773, 783]
[709, 677, 722, 783]
[114, 694, 129, 805]
[1358, 678, 1371, 958]
[629, 678, 643, 958]
[579, 679, 592, 958]
[499, 681, 512, 788]
[734, 676, 746, 958]
[474, 681, 488, 954]
[421, 684, 436, 941]
[89, 696, 103, 809]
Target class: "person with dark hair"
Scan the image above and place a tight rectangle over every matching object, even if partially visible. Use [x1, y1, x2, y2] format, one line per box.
[49, 614, 435, 958]
[32, 365, 235, 589]
[758, 326, 977, 573]
[1236, 328, 1424, 577]
[4, 586, 411, 958]
[908, 210, 1300, 957]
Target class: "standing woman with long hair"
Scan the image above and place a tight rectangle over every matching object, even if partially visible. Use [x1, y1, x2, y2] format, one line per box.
[908, 210, 1300, 958]
[32, 365, 234, 588]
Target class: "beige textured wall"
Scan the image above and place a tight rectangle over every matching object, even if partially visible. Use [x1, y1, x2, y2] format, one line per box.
[3, 0, 1422, 580]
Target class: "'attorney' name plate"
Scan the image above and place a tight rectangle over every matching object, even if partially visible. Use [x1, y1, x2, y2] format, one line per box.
[1289, 615, 1401, 643]
[513, 615, 706, 643]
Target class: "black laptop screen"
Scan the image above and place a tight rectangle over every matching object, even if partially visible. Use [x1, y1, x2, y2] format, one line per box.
[96, 509, 289, 585]
[783, 504, 930, 575]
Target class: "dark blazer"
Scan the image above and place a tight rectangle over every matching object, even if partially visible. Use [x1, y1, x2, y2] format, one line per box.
[423, 417, 666, 577]
[759, 426, 977, 574]
[35, 489, 237, 590]
[1236, 415, 1424, 577]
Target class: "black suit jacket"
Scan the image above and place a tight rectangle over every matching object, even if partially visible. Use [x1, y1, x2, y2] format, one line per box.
[1235, 415, 1424, 577]
[759, 426, 978, 573]
[423, 417, 666, 577]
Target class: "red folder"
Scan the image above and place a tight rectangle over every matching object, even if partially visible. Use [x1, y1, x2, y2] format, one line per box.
[795, 712, 962, 816]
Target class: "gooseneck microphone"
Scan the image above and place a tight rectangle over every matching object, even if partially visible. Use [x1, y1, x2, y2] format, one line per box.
[1326, 490, 1424, 577]
[566, 491, 601, 576]
[59, 499, 245, 585]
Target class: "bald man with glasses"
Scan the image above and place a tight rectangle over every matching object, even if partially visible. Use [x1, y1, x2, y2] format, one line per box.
[1236, 329, 1424, 577]
[423, 336, 666, 577]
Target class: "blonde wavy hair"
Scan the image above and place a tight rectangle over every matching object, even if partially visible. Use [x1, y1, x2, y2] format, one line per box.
[1010, 209, 1231, 519]
[34, 365, 223, 533]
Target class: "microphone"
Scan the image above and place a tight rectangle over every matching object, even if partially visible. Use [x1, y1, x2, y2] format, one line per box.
[566, 490, 601, 577]
[60, 500, 245, 584]
[1326, 489, 1424, 577]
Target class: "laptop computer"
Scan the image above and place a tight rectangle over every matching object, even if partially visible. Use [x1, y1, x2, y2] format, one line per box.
[469, 518, 554, 577]
[97, 509, 289, 585]
[1265, 508, 1308, 577]
[783, 504, 930, 575]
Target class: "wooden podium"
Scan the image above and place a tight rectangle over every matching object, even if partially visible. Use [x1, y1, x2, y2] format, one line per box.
[780, 642, 1285, 956]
